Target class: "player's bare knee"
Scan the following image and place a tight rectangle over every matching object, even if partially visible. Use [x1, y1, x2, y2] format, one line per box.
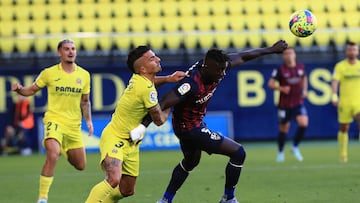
[106, 176, 120, 188]
[73, 162, 86, 171]
[120, 188, 135, 197]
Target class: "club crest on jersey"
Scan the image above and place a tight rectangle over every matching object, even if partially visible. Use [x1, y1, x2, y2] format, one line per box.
[177, 83, 191, 95]
[149, 90, 158, 103]
[76, 78, 82, 85]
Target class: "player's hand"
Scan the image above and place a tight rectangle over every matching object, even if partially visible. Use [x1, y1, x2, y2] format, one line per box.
[271, 40, 288, 53]
[11, 83, 23, 92]
[167, 71, 189, 83]
[87, 122, 94, 136]
[302, 90, 308, 99]
[279, 86, 291, 94]
[331, 93, 339, 107]
[130, 124, 146, 143]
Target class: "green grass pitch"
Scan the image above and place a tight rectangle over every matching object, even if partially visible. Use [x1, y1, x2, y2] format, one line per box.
[0, 141, 359, 203]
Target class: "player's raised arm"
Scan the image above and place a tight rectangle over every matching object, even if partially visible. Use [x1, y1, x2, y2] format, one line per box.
[154, 71, 188, 87]
[228, 40, 288, 67]
[12, 83, 41, 96]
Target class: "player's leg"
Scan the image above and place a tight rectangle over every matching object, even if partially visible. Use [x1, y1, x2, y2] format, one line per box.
[63, 126, 86, 170]
[102, 175, 137, 203]
[277, 108, 291, 162]
[217, 137, 246, 203]
[355, 112, 360, 140]
[337, 103, 352, 162]
[67, 147, 86, 170]
[38, 121, 63, 203]
[292, 105, 308, 161]
[86, 155, 122, 203]
[158, 137, 201, 203]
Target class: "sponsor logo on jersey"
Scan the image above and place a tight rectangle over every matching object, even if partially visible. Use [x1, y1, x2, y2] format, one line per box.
[55, 86, 82, 93]
[149, 90, 158, 103]
[177, 83, 191, 95]
[195, 88, 216, 104]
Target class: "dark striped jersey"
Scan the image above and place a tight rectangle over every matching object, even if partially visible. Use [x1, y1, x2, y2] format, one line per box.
[271, 63, 306, 108]
[172, 61, 221, 133]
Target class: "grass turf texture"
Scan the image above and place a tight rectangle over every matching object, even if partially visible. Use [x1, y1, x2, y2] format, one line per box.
[0, 141, 359, 203]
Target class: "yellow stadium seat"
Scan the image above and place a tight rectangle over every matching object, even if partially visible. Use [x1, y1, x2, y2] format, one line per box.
[80, 37, 98, 51]
[63, 20, 80, 33]
[146, 17, 164, 33]
[98, 36, 112, 51]
[184, 34, 198, 49]
[194, 1, 211, 16]
[343, 12, 359, 28]
[297, 35, 314, 47]
[148, 34, 165, 50]
[160, 1, 178, 17]
[34, 38, 50, 52]
[308, 0, 326, 13]
[280, 33, 297, 47]
[325, 0, 342, 13]
[29, 4, 47, 21]
[130, 34, 148, 47]
[79, 18, 97, 33]
[145, 1, 162, 17]
[163, 16, 179, 32]
[30, 20, 48, 35]
[47, 20, 64, 34]
[259, 1, 277, 14]
[0, 37, 15, 53]
[164, 34, 182, 49]
[313, 32, 331, 46]
[247, 33, 262, 48]
[113, 18, 130, 33]
[214, 33, 231, 49]
[275, 0, 294, 14]
[198, 34, 214, 49]
[177, 1, 194, 17]
[0, 5, 14, 21]
[128, 2, 145, 17]
[179, 16, 196, 31]
[342, 0, 358, 12]
[46, 4, 64, 20]
[226, 1, 243, 15]
[13, 5, 30, 21]
[243, 15, 262, 30]
[242, 1, 260, 14]
[333, 31, 347, 45]
[100, 3, 121, 18]
[228, 14, 246, 31]
[64, 5, 80, 20]
[14, 20, 31, 35]
[211, 1, 228, 16]
[292, 1, 310, 12]
[347, 32, 360, 44]
[114, 35, 131, 50]
[196, 16, 212, 31]
[96, 18, 113, 33]
[327, 12, 344, 28]
[230, 32, 247, 48]
[262, 14, 280, 30]
[15, 37, 34, 53]
[263, 32, 282, 47]
[212, 15, 229, 31]
[312, 12, 328, 30]
[0, 21, 14, 36]
[79, 3, 97, 19]
[129, 17, 147, 33]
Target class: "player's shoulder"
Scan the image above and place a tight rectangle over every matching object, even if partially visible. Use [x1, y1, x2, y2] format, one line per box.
[76, 64, 90, 75]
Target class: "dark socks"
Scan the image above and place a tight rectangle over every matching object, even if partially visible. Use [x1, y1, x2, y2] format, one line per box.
[162, 163, 189, 202]
[277, 132, 287, 152]
[294, 127, 306, 147]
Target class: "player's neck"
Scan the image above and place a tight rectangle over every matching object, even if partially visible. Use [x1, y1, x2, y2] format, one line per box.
[141, 73, 155, 83]
[285, 62, 296, 68]
[61, 62, 75, 73]
[347, 58, 357, 65]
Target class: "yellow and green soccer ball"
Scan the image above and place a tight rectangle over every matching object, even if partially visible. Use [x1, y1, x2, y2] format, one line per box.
[289, 10, 317, 37]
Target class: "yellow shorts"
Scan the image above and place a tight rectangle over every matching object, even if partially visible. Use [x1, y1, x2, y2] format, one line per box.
[99, 127, 139, 177]
[338, 101, 360, 123]
[43, 121, 84, 152]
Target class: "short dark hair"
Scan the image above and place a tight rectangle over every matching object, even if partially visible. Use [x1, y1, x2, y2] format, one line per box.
[205, 48, 230, 64]
[127, 46, 150, 73]
[57, 39, 74, 50]
[346, 41, 357, 46]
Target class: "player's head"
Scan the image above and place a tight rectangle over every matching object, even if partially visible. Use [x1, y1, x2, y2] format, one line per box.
[282, 47, 296, 66]
[345, 41, 359, 60]
[127, 46, 162, 74]
[201, 49, 229, 83]
[57, 39, 76, 64]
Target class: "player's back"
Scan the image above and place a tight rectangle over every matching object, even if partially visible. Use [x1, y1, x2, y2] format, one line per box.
[106, 74, 158, 138]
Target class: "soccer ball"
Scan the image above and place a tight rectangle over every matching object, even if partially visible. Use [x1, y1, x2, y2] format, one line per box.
[289, 10, 317, 37]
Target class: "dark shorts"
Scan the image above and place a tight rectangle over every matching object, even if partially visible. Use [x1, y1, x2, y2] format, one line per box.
[175, 127, 224, 155]
[278, 104, 307, 124]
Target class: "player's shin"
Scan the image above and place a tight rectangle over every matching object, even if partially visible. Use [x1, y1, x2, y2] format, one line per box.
[162, 162, 190, 203]
[223, 146, 246, 200]
[38, 175, 54, 200]
[85, 180, 114, 203]
[102, 186, 123, 203]
[337, 131, 348, 162]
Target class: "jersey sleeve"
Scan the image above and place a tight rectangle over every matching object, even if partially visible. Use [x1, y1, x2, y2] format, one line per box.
[173, 77, 197, 101]
[82, 71, 91, 94]
[332, 63, 342, 81]
[142, 85, 158, 109]
[34, 69, 48, 88]
[270, 68, 281, 81]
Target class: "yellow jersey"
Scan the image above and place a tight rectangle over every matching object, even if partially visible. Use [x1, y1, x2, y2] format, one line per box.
[35, 63, 91, 127]
[105, 74, 158, 139]
[333, 59, 360, 103]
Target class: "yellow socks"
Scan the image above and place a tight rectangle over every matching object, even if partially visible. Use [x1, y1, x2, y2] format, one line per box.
[337, 131, 348, 162]
[85, 180, 114, 203]
[38, 175, 54, 200]
[103, 186, 123, 203]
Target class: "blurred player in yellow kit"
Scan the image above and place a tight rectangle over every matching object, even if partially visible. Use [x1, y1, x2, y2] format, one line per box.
[11, 39, 94, 203]
[331, 42, 360, 163]
[85, 46, 187, 203]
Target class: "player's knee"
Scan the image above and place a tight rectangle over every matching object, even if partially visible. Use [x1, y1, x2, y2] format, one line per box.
[182, 159, 200, 171]
[106, 176, 120, 188]
[120, 188, 135, 197]
[230, 146, 246, 165]
[73, 162, 86, 171]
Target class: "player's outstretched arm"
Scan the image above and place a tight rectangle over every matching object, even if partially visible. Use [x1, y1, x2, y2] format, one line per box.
[154, 71, 188, 87]
[81, 94, 94, 136]
[229, 40, 288, 67]
[11, 83, 41, 96]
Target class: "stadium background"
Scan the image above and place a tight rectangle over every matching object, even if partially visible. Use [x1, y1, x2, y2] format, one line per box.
[1, 0, 360, 151]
